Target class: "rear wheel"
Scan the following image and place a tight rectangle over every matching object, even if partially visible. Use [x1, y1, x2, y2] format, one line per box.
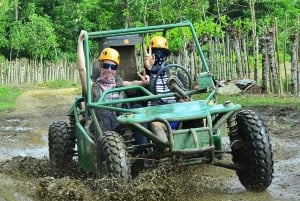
[229, 110, 273, 191]
[48, 121, 75, 169]
[96, 131, 131, 182]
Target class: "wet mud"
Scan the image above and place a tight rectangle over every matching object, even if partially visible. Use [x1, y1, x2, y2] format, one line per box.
[0, 89, 299, 201]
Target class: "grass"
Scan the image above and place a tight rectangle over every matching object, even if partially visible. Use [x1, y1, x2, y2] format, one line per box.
[0, 85, 22, 111]
[36, 79, 79, 88]
[0, 186, 16, 201]
[0, 80, 80, 111]
[194, 92, 300, 109]
[217, 94, 300, 108]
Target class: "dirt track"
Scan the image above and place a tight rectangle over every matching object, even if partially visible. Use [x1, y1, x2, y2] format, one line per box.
[0, 88, 299, 201]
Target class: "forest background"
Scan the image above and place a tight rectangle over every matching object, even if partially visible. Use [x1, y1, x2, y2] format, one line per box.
[0, 0, 299, 95]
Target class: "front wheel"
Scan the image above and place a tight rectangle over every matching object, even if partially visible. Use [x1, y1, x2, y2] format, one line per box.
[96, 131, 131, 182]
[48, 121, 76, 169]
[229, 110, 274, 192]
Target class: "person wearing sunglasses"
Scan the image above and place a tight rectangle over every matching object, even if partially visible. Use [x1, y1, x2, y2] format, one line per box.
[77, 30, 149, 97]
[77, 30, 149, 145]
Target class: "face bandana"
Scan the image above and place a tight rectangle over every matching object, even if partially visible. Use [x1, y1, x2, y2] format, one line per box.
[151, 50, 167, 74]
[96, 67, 117, 91]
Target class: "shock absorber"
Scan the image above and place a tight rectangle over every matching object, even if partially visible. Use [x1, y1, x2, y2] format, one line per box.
[227, 113, 239, 136]
[122, 126, 135, 156]
[68, 114, 76, 138]
[227, 113, 240, 149]
[68, 114, 77, 155]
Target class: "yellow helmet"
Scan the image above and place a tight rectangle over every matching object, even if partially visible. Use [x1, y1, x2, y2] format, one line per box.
[99, 47, 120, 66]
[150, 36, 169, 50]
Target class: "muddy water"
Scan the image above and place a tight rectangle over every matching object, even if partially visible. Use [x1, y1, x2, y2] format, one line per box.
[0, 89, 299, 201]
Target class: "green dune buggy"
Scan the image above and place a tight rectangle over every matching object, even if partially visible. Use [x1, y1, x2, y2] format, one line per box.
[48, 21, 273, 192]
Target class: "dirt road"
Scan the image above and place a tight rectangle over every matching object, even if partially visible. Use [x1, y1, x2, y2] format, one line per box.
[0, 88, 299, 201]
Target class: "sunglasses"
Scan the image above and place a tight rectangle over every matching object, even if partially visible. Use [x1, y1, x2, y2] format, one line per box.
[102, 63, 117, 70]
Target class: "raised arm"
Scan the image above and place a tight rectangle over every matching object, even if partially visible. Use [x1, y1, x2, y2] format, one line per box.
[144, 45, 155, 70]
[77, 30, 87, 95]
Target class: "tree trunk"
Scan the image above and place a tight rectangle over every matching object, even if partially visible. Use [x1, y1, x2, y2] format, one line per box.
[254, 36, 259, 81]
[221, 36, 227, 80]
[229, 27, 243, 78]
[226, 33, 232, 80]
[260, 36, 270, 93]
[274, 18, 283, 94]
[215, 38, 222, 80]
[249, 0, 258, 81]
[14, 0, 19, 20]
[187, 41, 196, 81]
[242, 36, 249, 78]
[290, 33, 298, 96]
[209, 39, 215, 74]
[267, 28, 279, 94]
[283, 15, 288, 93]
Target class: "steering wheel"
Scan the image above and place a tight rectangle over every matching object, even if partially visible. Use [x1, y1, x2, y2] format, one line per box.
[153, 64, 192, 104]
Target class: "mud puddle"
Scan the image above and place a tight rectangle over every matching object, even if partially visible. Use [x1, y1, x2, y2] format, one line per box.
[0, 118, 48, 160]
[0, 89, 300, 201]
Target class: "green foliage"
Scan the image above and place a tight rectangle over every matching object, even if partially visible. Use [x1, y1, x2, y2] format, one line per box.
[26, 13, 58, 59]
[194, 17, 225, 38]
[169, 37, 184, 53]
[8, 3, 58, 60]
[255, 0, 300, 30]
[232, 17, 252, 33]
[0, 0, 10, 50]
[9, 21, 27, 52]
[167, 28, 191, 53]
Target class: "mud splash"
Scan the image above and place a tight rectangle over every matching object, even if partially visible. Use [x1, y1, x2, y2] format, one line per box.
[0, 157, 194, 201]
